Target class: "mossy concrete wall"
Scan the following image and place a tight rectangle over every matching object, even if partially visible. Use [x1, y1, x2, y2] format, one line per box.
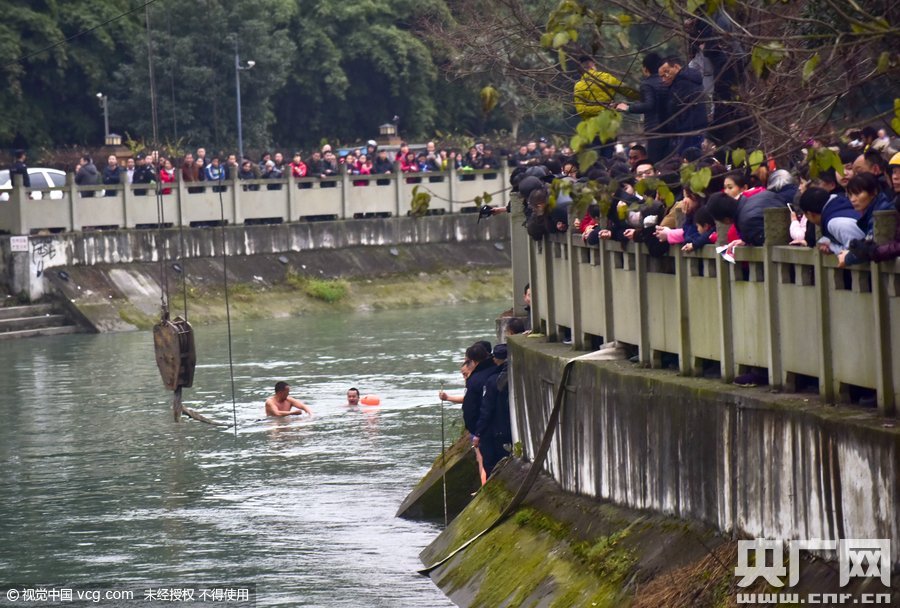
[508, 338, 900, 569]
[422, 459, 891, 607]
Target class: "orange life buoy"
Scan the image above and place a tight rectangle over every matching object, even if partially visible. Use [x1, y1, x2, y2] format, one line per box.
[360, 395, 381, 406]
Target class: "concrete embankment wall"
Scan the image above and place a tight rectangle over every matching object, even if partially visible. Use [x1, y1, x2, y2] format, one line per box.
[0, 214, 509, 299]
[508, 338, 900, 568]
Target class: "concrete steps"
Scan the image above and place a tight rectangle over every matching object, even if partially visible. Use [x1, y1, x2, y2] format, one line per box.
[0, 304, 81, 341]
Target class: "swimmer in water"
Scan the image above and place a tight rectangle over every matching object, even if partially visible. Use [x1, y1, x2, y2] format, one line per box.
[346, 387, 360, 406]
[265, 381, 313, 417]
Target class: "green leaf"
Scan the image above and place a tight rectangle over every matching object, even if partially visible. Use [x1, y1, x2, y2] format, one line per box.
[616, 31, 630, 50]
[659, 184, 675, 207]
[570, 134, 585, 152]
[688, 167, 712, 194]
[552, 31, 570, 49]
[750, 48, 765, 78]
[483, 192, 493, 205]
[578, 149, 598, 171]
[748, 150, 765, 171]
[558, 48, 567, 68]
[567, 29, 579, 42]
[540, 32, 554, 48]
[876, 52, 890, 74]
[892, 118, 900, 137]
[802, 54, 820, 82]
[617, 14, 633, 27]
[686, 0, 704, 13]
[731, 148, 746, 168]
[480, 86, 499, 114]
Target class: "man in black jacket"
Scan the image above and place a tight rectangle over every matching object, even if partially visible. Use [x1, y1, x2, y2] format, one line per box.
[660, 56, 708, 154]
[102, 154, 122, 197]
[75, 154, 99, 198]
[616, 53, 671, 163]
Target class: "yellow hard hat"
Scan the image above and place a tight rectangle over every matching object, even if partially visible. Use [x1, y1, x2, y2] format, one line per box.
[890, 152, 900, 166]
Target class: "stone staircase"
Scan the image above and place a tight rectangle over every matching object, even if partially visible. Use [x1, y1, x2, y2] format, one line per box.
[0, 303, 81, 341]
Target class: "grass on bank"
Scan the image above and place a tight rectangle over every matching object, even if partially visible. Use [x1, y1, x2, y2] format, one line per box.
[120, 267, 511, 327]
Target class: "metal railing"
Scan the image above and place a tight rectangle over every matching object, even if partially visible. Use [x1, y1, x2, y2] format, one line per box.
[528, 206, 899, 417]
[0, 165, 510, 234]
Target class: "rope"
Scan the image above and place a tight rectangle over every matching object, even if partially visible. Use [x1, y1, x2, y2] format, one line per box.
[440, 381, 449, 527]
[418, 350, 597, 575]
[144, 3, 168, 316]
[217, 183, 239, 436]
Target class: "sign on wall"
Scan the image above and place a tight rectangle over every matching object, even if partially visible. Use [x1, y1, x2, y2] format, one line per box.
[9, 236, 28, 252]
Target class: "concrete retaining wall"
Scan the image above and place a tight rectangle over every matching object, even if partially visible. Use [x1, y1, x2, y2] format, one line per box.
[1, 214, 510, 301]
[508, 338, 900, 568]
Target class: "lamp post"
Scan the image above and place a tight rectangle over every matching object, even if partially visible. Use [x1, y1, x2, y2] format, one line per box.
[234, 42, 255, 162]
[96, 92, 109, 140]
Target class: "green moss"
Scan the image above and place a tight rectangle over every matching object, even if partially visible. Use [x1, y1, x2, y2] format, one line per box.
[117, 302, 155, 330]
[303, 277, 349, 303]
[571, 528, 638, 583]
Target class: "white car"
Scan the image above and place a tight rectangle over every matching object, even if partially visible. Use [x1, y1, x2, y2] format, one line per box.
[0, 168, 67, 201]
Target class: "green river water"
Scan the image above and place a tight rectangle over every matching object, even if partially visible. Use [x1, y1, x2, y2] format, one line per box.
[0, 301, 506, 607]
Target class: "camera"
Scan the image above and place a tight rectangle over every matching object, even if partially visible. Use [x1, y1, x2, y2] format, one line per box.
[477, 204, 494, 223]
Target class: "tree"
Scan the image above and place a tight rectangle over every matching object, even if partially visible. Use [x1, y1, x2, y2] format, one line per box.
[0, 0, 138, 148]
[271, 0, 450, 148]
[109, 0, 297, 154]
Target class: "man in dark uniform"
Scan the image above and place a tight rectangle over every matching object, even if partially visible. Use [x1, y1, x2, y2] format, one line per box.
[11, 149, 30, 188]
[474, 344, 512, 478]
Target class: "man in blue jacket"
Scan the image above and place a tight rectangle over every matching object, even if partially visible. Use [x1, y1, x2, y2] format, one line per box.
[474, 344, 512, 478]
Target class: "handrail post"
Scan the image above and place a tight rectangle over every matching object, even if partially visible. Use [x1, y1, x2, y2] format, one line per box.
[872, 210, 896, 416]
[763, 207, 790, 388]
[448, 163, 457, 213]
[122, 175, 133, 229]
[175, 170, 185, 228]
[675, 248, 693, 375]
[393, 161, 402, 218]
[715, 220, 735, 382]
[569, 232, 583, 349]
[231, 173, 241, 226]
[10, 173, 25, 235]
[66, 172, 77, 232]
[287, 170, 297, 221]
[510, 193, 529, 317]
[599, 239, 614, 344]
[340, 163, 350, 220]
[813, 249, 834, 404]
[635, 243, 650, 365]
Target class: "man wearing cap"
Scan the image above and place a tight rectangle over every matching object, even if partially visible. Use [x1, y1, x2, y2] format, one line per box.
[473, 344, 512, 478]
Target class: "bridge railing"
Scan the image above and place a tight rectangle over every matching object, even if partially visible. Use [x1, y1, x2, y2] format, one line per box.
[529, 207, 899, 417]
[0, 165, 510, 234]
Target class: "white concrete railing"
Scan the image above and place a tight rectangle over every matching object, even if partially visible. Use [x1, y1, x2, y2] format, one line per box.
[0, 165, 510, 234]
[528, 207, 899, 417]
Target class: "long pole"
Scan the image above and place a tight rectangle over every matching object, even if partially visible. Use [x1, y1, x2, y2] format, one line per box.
[235, 41, 244, 162]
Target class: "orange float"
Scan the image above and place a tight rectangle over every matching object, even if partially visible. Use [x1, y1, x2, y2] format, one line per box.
[360, 395, 381, 406]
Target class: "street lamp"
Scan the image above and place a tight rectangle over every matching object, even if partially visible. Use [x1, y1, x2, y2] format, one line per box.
[234, 43, 256, 161]
[96, 92, 109, 140]
[96, 92, 121, 147]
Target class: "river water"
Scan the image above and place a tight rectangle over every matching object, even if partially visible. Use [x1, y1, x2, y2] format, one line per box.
[0, 302, 505, 607]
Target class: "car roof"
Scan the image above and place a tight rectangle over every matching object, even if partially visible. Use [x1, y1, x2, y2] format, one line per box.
[0, 168, 67, 186]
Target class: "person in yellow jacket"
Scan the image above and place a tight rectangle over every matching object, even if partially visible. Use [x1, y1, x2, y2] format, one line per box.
[573, 55, 636, 158]
[574, 55, 625, 119]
